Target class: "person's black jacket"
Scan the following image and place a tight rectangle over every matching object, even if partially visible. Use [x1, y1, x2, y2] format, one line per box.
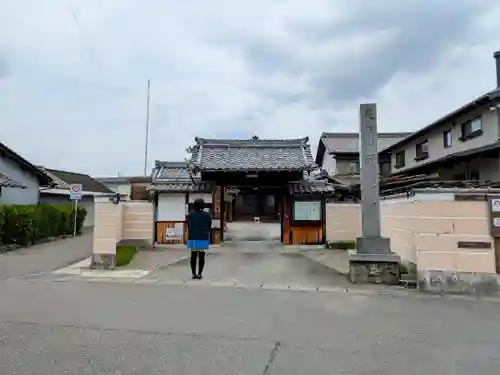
[187, 210, 212, 241]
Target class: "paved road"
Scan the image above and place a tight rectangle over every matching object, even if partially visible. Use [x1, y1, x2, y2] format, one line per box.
[1, 278, 500, 374]
[0, 233, 93, 280]
[2, 238, 500, 373]
[146, 251, 353, 289]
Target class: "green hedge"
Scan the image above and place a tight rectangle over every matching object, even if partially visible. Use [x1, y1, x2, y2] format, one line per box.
[0, 204, 87, 247]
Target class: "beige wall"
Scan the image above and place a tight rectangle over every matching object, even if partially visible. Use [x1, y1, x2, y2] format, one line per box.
[93, 199, 154, 255]
[391, 105, 500, 174]
[93, 199, 123, 255]
[122, 201, 154, 242]
[326, 203, 361, 242]
[326, 193, 496, 274]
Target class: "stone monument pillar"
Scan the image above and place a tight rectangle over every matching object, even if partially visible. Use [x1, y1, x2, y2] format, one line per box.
[348, 103, 400, 284]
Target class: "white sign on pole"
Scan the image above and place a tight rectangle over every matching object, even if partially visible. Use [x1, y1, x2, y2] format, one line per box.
[68, 184, 83, 237]
[69, 184, 83, 201]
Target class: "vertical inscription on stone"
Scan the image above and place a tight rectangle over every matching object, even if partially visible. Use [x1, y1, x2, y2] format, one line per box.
[359, 103, 381, 238]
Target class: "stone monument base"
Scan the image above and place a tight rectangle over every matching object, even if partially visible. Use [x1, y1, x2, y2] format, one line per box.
[349, 238, 401, 285]
[356, 236, 391, 254]
[90, 254, 116, 270]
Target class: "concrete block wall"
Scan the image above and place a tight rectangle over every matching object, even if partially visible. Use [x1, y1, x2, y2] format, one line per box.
[93, 198, 123, 256]
[93, 200, 154, 258]
[122, 201, 154, 244]
[325, 203, 361, 242]
[326, 193, 496, 278]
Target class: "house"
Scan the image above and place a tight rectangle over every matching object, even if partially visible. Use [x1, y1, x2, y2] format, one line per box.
[0, 141, 52, 204]
[379, 50, 500, 182]
[38, 168, 114, 227]
[96, 176, 152, 201]
[315, 132, 410, 185]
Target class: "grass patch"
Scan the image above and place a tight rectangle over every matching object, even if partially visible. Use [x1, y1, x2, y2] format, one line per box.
[327, 240, 356, 250]
[116, 245, 138, 267]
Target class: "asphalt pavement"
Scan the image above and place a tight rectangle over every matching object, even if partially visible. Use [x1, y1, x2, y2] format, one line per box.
[1, 235, 500, 374]
[1, 275, 500, 373]
[0, 233, 93, 281]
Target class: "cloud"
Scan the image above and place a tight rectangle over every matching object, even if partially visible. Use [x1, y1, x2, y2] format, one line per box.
[0, 0, 499, 176]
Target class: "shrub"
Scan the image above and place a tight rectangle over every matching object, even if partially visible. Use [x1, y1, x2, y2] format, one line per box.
[116, 245, 137, 267]
[0, 203, 87, 247]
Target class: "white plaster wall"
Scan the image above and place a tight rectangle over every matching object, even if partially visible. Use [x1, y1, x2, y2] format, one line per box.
[321, 150, 337, 176]
[158, 193, 186, 221]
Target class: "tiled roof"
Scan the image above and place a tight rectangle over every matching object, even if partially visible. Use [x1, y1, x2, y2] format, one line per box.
[152, 161, 197, 182]
[149, 161, 209, 192]
[147, 182, 214, 192]
[0, 172, 27, 188]
[0, 142, 52, 186]
[320, 132, 411, 154]
[38, 167, 114, 193]
[190, 137, 316, 171]
[39, 168, 71, 189]
[288, 180, 335, 195]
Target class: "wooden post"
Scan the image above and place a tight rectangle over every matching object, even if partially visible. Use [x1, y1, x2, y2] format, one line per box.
[220, 185, 224, 242]
[153, 192, 159, 246]
[184, 192, 189, 244]
[321, 195, 326, 245]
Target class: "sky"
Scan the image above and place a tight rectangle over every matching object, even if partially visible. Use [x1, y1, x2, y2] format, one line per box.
[1, 0, 500, 177]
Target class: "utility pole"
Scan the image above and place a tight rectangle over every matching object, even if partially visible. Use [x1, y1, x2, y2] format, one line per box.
[143, 79, 151, 176]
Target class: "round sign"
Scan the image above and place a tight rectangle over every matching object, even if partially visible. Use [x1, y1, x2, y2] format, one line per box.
[70, 185, 82, 193]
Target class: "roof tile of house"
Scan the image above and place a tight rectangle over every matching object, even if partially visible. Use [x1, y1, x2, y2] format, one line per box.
[0, 142, 52, 186]
[149, 161, 208, 192]
[39, 167, 114, 193]
[320, 132, 411, 154]
[288, 180, 336, 194]
[190, 137, 316, 171]
[0, 172, 27, 188]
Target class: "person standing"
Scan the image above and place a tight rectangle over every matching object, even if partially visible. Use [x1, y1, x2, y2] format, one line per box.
[186, 198, 212, 279]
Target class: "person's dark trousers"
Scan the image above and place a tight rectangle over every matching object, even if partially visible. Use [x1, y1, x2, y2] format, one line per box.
[190, 250, 206, 277]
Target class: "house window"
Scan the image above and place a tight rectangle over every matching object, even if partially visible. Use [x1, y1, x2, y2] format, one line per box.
[395, 151, 405, 168]
[461, 117, 482, 140]
[470, 170, 480, 181]
[379, 162, 391, 177]
[415, 140, 429, 161]
[453, 170, 480, 181]
[348, 161, 360, 174]
[443, 130, 452, 148]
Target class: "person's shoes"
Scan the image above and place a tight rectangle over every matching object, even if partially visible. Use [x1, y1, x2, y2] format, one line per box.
[197, 274, 203, 280]
[192, 274, 198, 279]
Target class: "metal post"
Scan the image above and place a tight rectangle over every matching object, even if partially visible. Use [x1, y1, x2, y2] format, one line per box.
[73, 199, 78, 237]
[144, 79, 151, 176]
